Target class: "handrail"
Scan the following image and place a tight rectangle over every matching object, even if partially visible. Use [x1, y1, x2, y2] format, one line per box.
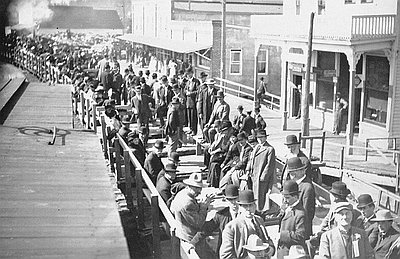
[298, 132, 326, 162]
[365, 137, 400, 164]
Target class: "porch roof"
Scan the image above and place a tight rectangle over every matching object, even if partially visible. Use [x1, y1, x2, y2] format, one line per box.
[117, 34, 212, 54]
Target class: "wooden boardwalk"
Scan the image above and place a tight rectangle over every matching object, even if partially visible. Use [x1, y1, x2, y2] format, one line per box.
[0, 83, 129, 258]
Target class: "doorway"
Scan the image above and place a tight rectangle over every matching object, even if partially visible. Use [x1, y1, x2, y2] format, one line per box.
[292, 74, 303, 117]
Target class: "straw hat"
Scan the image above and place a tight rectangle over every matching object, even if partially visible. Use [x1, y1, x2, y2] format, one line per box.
[243, 234, 269, 252]
[183, 173, 207, 188]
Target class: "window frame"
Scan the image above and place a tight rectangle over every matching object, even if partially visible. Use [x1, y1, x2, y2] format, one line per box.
[229, 49, 242, 75]
[257, 49, 269, 75]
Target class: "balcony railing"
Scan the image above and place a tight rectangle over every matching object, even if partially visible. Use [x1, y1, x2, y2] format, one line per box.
[352, 14, 395, 39]
[251, 14, 396, 41]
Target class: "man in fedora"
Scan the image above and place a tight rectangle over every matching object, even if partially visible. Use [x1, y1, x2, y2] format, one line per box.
[246, 129, 276, 213]
[131, 84, 152, 131]
[197, 78, 218, 137]
[165, 97, 181, 155]
[286, 157, 315, 238]
[282, 134, 312, 184]
[319, 202, 374, 259]
[277, 180, 307, 259]
[241, 110, 256, 137]
[184, 67, 200, 135]
[144, 140, 165, 185]
[205, 89, 230, 129]
[220, 190, 275, 259]
[254, 107, 266, 132]
[233, 105, 246, 131]
[170, 172, 214, 258]
[371, 210, 400, 258]
[357, 194, 378, 247]
[243, 234, 273, 259]
[156, 163, 179, 207]
[191, 184, 240, 257]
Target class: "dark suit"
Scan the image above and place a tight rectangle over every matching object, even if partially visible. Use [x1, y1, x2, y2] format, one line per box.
[241, 115, 256, 136]
[131, 94, 152, 128]
[233, 113, 246, 130]
[234, 143, 253, 171]
[319, 226, 374, 259]
[144, 152, 164, 185]
[100, 70, 112, 91]
[374, 226, 400, 259]
[282, 150, 313, 184]
[197, 87, 217, 129]
[356, 214, 378, 248]
[298, 176, 316, 238]
[185, 77, 200, 134]
[277, 202, 307, 259]
[156, 175, 172, 205]
[255, 114, 266, 130]
[220, 215, 275, 259]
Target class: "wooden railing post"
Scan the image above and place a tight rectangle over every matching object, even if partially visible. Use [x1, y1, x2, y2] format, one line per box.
[124, 150, 133, 210]
[92, 104, 97, 134]
[320, 132, 326, 162]
[340, 147, 345, 180]
[365, 139, 369, 161]
[115, 140, 122, 182]
[309, 139, 313, 159]
[100, 116, 108, 159]
[397, 153, 400, 195]
[85, 98, 90, 130]
[151, 194, 161, 258]
[80, 92, 85, 125]
[71, 93, 75, 129]
[136, 168, 145, 229]
[393, 138, 397, 164]
[171, 229, 181, 259]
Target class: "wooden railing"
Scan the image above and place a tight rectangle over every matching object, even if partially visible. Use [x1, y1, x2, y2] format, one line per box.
[215, 77, 281, 110]
[365, 137, 400, 164]
[352, 14, 396, 39]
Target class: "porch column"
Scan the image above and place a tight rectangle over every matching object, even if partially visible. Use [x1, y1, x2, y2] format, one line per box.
[254, 43, 261, 108]
[281, 45, 289, 130]
[346, 51, 362, 155]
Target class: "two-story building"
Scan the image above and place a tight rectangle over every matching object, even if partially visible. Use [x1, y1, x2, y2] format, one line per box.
[251, 0, 397, 149]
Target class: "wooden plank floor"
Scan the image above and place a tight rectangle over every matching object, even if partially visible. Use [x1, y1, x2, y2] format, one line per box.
[0, 83, 130, 258]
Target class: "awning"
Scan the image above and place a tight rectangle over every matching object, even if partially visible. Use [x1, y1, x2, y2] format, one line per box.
[117, 34, 212, 54]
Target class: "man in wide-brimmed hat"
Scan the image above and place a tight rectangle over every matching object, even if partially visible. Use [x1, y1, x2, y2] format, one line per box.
[156, 163, 179, 207]
[246, 129, 276, 213]
[191, 184, 240, 257]
[357, 194, 378, 247]
[220, 190, 275, 259]
[277, 180, 307, 259]
[371, 210, 400, 258]
[144, 140, 165, 185]
[319, 202, 374, 259]
[170, 172, 214, 258]
[244, 234, 273, 259]
[286, 157, 315, 239]
[282, 134, 312, 184]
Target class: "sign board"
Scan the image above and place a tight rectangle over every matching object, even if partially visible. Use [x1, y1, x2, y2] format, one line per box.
[378, 190, 400, 215]
[291, 63, 304, 73]
[312, 67, 324, 74]
[323, 70, 337, 77]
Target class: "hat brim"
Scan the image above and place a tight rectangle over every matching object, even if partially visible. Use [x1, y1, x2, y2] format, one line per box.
[224, 195, 239, 200]
[330, 189, 350, 197]
[282, 190, 300, 195]
[243, 243, 269, 251]
[370, 216, 397, 222]
[287, 164, 307, 172]
[284, 141, 300, 145]
[237, 199, 257, 205]
[356, 201, 374, 209]
[183, 179, 208, 188]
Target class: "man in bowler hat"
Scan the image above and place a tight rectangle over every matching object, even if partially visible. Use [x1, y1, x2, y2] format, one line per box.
[356, 194, 378, 248]
[144, 140, 165, 185]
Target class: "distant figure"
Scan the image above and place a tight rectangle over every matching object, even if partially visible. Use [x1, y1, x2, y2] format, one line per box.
[333, 92, 348, 135]
[256, 76, 267, 107]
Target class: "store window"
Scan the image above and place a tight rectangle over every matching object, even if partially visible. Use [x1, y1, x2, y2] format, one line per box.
[364, 56, 389, 125]
[316, 51, 336, 110]
[257, 49, 268, 74]
[230, 49, 242, 75]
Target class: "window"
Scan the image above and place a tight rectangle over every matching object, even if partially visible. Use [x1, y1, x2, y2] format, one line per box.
[257, 49, 268, 74]
[315, 51, 336, 110]
[230, 49, 242, 75]
[345, 0, 355, 4]
[364, 56, 389, 125]
[361, 0, 373, 3]
[296, 0, 300, 15]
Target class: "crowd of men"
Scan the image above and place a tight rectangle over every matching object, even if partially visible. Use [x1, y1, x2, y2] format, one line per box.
[3, 31, 400, 259]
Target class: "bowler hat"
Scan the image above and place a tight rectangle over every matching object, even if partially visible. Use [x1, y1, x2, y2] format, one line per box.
[154, 140, 165, 149]
[357, 194, 374, 209]
[169, 152, 180, 163]
[371, 210, 397, 221]
[216, 90, 225, 98]
[248, 135, 258, 144]
[256, 129, 268, 138]
[237, 132, 247, 141]
[334, 202, 353, 213]
[224, 184, 239, 199]
[285, 135, 300, 145]
[243, 234, 270, 252]
[287, 157, 307, 172]
[284, 245, 309, 259]
[237, 190, 257, 205]
[282, 180, 299, 195]
[330, 181, 350, 197]
[219, 120, 232, 131]
[205, 78, 216, 85]
[183, 173, 207, 188]
[164, 163, 178, 172]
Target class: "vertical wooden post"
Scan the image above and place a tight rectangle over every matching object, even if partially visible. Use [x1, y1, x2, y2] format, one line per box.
[124, 150, 133, 210]
[396, 153, 400, 194]
[115, 139, 122, 182]
[136, 168, 145, 229]
[151, 194, 161, 258]
[85, 99, 90, 130]
[101, 116, 108, 159]
[71, 93, 75, 129]
[393, 138, 397, 164]
[80, 92, 85, 124]
[92, 104, 97, 134]
[365, 140, 369, 161]
[309, 138, 313, 159]
[171, 230, 181, 259]
[340, 147, 345, 180]
[320, 132, 326, 162]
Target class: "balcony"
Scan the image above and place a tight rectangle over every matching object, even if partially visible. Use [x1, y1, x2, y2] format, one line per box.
[251, 14, 395, 42]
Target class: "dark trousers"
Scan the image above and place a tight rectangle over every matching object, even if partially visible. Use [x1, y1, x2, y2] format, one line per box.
[186, 107, 198, 134]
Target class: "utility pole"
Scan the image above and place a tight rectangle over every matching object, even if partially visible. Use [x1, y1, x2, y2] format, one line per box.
[301, 12, 315, 147]
[221, 0, 226, 80]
